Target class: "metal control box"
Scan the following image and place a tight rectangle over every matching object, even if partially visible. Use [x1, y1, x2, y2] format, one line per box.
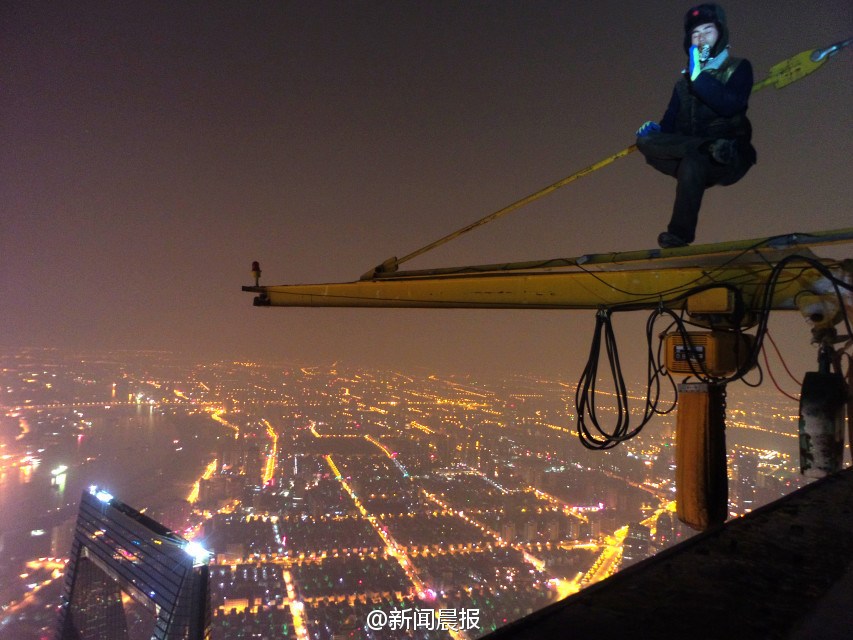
[665, 331, 755, 377]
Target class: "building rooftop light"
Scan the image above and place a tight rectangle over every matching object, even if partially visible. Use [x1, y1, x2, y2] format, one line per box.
[184, 541, 211, 566]
[89, 486, 114, 503]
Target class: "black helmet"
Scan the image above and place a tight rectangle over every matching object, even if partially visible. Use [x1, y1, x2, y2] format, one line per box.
[683, 4, 729, 57]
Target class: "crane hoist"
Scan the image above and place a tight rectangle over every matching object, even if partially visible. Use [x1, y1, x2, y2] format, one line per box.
[242, 40, 852, 532]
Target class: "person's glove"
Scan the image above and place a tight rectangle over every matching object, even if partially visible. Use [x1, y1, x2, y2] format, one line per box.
[688, 45, 702, 81]
[636, 121, 661, 137]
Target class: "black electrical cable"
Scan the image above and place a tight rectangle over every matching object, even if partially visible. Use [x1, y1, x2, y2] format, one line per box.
[575, 307, 677, 450]
[574, 253, 851, 450]
[640, 283, 753, 384]
[747, 254, 853, 381]
[571, 234, 806, 304]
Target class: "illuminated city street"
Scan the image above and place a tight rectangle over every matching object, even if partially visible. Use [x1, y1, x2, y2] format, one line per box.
[0, 349, 813, 639]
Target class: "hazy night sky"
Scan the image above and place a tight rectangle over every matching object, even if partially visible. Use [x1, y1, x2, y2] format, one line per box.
[2, 1, 851, 378]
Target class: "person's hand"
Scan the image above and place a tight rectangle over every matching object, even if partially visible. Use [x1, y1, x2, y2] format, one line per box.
[688, 45, 702, 81]
[636, 121, 661, 137]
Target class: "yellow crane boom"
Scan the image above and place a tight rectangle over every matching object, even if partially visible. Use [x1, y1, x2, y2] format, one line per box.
[244, 229, 853, 321]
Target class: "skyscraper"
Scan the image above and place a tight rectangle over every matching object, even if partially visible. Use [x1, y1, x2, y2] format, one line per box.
[733, 449, 759, 515]
[56, 488, 211, 640]
[621, 522, 652, 567]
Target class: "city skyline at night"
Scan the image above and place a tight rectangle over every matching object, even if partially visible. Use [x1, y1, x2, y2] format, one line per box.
[0, 347, 815, 638]
[2, 2, 851, 637]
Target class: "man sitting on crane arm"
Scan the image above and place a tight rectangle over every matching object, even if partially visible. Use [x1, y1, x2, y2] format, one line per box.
[636, 3, 757, 249]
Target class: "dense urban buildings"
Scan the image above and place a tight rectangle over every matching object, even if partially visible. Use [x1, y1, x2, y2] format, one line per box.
[0, 348, 813, 639]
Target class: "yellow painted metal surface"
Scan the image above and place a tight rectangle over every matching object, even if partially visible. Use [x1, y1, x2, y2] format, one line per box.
[686, 288, 735, 314]
[246, 258, 846, 313]
[676, 383, 728, 531]
[664, 332, 755, 377]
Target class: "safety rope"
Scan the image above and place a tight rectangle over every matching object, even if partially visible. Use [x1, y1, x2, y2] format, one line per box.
[368, 37, 851, 277]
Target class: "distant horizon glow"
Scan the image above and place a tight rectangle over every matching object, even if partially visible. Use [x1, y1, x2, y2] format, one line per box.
[2, 2, 849, 377]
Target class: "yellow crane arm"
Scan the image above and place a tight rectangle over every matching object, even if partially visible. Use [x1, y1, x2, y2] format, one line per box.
[244, 230, 853, 316]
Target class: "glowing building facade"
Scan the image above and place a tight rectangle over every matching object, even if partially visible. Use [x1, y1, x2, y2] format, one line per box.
[56, 488, 210, 640]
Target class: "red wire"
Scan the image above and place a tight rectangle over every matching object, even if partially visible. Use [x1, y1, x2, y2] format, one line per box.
[762, 345, 800, 402]
[765, 329, 802, 386]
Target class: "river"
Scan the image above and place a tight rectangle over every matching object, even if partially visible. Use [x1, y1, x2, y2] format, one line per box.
[0, 403, 222, 568]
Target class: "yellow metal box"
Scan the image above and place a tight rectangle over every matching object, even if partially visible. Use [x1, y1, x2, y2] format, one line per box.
[664, 331, 755, 377]
[686, 288, 736, 314]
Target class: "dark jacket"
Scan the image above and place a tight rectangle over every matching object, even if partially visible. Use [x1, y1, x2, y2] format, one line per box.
[660, 56, 753, 141]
